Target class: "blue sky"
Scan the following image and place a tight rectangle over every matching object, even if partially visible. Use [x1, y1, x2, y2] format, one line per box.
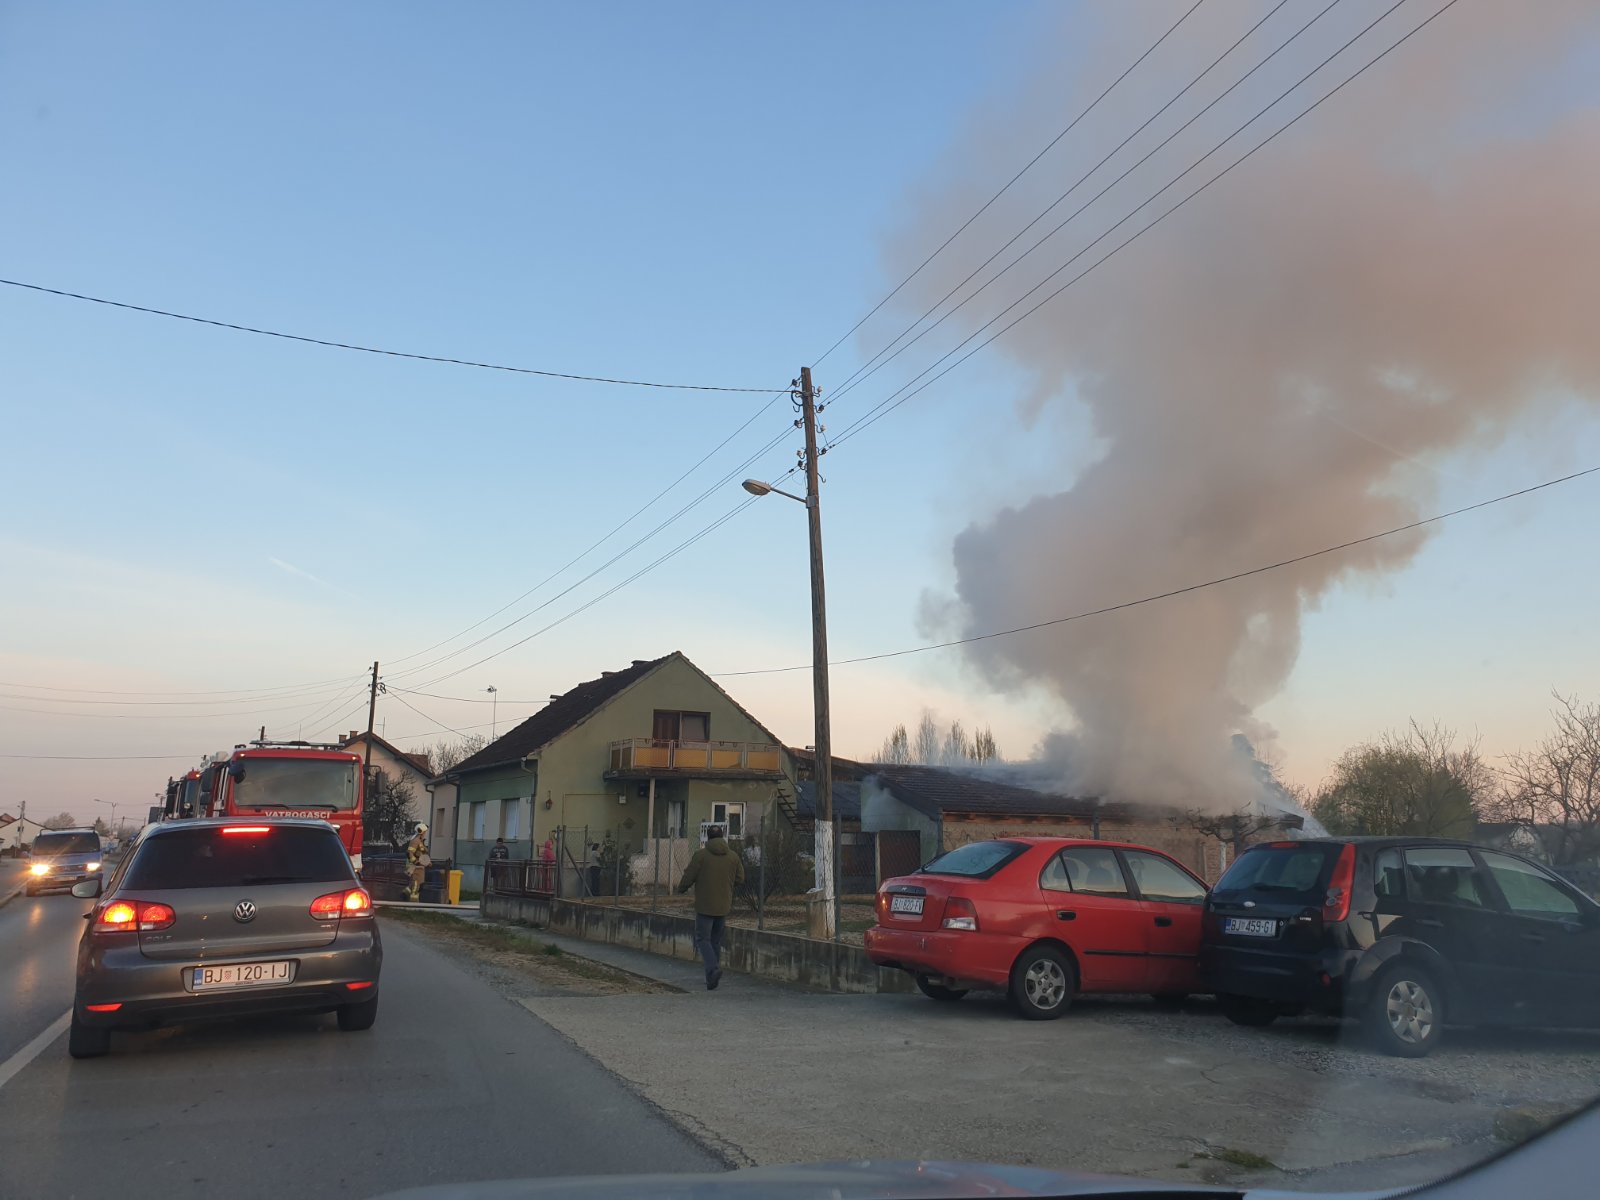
[3, 1, 1598, 823]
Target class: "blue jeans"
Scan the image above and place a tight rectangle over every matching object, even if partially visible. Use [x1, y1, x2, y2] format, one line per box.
[694, 914, 726, 979]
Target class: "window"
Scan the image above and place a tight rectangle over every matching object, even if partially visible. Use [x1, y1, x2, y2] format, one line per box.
[470, 801, 487, 841]
[435, 808, 445, 839]
[230, 757, 359, 811]
[33, 832, 100, 856]
[1480, 851, 1581, 921]
[1214, 844, 1332, 900]
[920, 840, 1027, 879]
[1374, 848, 1406, 899]
[1404, 847, 1487, 908]
[125, 826, 351, 890]
[1039, 852, 1072, 893]
[501, 798, 521, 840]
[1123, 850, 1206, 904]
[1058, 846, 1130, 898]
[711, 801, 744, 837]
[653, 710, 710, 743]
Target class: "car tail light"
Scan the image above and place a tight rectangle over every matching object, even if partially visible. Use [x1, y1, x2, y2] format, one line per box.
[85, 1003, 123, 1013]
[941, 896, 979, 932]
[95, 900, 174, 933]
[344, 981, 374, 991]
[875, 890, 890, 922]
[311, 888, 373, 919]
[1323, 844, 1357, 922]
[221, 826, 271, 835]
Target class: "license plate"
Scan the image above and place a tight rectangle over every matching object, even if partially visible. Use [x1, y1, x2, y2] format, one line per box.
[1224, 917, 1278, 937]
[191, 961, 295, 990]
[889, 895, 924, 916]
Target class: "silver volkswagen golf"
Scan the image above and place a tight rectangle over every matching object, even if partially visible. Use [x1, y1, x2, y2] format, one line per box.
[69, 817, 382, 1058]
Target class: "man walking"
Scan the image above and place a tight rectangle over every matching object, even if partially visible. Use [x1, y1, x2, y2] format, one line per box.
[676, 825, 744, 990]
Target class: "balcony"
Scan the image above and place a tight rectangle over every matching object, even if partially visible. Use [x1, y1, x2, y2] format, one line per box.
[606, 738, 785, 780]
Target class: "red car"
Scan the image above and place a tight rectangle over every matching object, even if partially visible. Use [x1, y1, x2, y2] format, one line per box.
[864, 837, 1209, 1019]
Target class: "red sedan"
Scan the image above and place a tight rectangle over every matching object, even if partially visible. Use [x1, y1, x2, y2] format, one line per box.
[864, 837, 1209, 1019]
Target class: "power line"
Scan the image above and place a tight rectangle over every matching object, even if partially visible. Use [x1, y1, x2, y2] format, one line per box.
[416, 463, 803, 689]
[714, 463, 1597, 678]
[0, 752, 201, 761]
[827, 0, 1451, 451]
[386, 691, 469, 737]
[0, 278, 778, 393]
[823, 0, 1313, 412]
[811, 0, 1209, 370]
[386, 423, 799, 684]
[0, 674, 366, 698]
[383, 390, 791, 669]
[387, 687, 545, 705]
[0, 682, 356, 707]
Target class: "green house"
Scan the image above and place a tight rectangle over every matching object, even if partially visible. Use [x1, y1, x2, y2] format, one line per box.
[442, 652, 797, 888]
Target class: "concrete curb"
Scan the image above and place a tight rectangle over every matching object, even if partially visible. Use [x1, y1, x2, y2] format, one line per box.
[0, 886, 22, 911]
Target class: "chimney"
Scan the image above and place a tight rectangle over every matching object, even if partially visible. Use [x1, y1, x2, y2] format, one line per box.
[601, 671, 617, 677]
[631, 659, 648, 667]
[349, 730, 358, 742]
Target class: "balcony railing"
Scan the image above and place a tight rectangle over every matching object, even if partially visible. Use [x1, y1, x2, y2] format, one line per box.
[607, 738, 783, 774]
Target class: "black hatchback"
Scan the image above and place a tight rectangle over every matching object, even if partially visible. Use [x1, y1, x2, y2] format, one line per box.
[1200, 837, 1600, 1056]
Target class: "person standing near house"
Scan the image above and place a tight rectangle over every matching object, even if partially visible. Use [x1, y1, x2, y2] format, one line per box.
[405, 822, 430, 901]
[676, 825, 745, 990]
[488, 837, 510, 862]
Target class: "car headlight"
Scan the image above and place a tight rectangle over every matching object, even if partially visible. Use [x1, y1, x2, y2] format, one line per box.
[30, 862, 50, 875]
[87, 861, 102, 871]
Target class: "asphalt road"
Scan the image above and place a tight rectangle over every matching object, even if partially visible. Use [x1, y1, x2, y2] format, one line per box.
[0, 892, 720, 1200]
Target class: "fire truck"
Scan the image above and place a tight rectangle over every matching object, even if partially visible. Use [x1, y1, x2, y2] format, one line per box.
[213, 740, 368, 868]
[162, 769, 204, 819]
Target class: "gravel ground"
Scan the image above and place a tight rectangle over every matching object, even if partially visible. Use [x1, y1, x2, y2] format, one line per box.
[1073, 993, 1600, 1110]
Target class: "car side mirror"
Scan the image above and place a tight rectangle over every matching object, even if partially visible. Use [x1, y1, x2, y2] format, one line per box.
[229, 762, 245, 781]
[72, 878, 102, 899]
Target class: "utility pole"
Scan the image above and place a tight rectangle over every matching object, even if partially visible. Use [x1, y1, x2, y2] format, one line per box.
[799, 367, 838, 942]
[364, 660, 380, 788]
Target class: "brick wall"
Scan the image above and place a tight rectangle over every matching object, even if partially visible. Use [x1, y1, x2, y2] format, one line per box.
[940, 812, 1231, 883]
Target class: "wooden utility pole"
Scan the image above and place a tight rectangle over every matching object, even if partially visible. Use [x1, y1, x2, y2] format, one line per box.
[799, 367, 838, 942]
[363, 661, 380, 786]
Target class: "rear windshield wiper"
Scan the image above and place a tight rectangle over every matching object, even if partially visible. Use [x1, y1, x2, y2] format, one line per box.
[1250, 883, 1312, 892]
[239, 875, 312, 884]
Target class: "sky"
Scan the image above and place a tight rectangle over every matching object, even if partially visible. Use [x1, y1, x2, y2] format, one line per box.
[3, 0, 1598, 827]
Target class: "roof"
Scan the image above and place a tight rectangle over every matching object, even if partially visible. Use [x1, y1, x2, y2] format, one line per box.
[864, 765, 1147, 822]
[788, 748, 872, 782]
[795, 780, 862, 822]
[339, 731, 434, 777]
[446, 655, 672, 776]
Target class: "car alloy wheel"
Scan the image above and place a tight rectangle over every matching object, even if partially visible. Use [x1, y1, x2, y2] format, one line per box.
[1365, 962, 1443, 1058]
[1011, 945, 1075, 1020]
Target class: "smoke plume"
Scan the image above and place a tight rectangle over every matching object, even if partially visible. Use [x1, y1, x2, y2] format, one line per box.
[881, 1, 1600, 808]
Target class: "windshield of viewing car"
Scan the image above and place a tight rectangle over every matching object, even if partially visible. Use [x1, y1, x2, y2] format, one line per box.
[7, 4, 1600, 1198]
[231, 759, 358, 811]
[32, 832, 99, 856]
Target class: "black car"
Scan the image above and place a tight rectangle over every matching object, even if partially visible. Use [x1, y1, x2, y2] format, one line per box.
[1200, 836, 1600, 1056]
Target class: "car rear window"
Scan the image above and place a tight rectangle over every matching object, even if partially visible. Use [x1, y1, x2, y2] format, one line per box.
[122, 826, 352, 890]
[920, 840, 1027, 879]
[1213, 843, 1334, 898]
[33, 832, 100, 856]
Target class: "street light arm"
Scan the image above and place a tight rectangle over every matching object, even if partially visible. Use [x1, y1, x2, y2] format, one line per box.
[741, 478, 808, 505]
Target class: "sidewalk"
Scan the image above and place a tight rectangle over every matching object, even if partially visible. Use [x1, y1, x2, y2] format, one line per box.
[382, 901, 757, 994]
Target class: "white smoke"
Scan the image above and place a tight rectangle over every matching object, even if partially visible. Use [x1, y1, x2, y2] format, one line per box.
[879, 1, 1600, 809]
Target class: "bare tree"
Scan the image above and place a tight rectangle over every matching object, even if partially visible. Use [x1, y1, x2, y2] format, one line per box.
[1174, 806, 1292, 855]
[876, 724, 911, 765]
[1494, 692, 1600, 865]
[1311, 722, 1490, 838]
[913, 710, 941, 766]
[43, 812, 79, 830]
[425, 733, 488, 774]
[971, 725, 1000, 764]
[940, 720, 970, 766]
[364, 769, 419, 849]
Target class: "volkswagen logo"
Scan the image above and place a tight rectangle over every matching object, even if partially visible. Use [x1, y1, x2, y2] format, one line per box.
[1243, 900, 1257, 908]
[233, 900, 258, 923]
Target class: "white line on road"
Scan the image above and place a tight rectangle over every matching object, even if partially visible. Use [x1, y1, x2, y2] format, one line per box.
[0, 1011, 70, 1093]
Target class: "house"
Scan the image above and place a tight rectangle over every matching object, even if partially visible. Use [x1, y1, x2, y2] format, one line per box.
[852, 765, 1300, 883]
[336, 731, 443, 855]
[1, 812, 52, 852]
[439, 652, 797, 889]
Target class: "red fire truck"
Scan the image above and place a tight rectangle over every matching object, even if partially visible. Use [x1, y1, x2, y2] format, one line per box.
[214, 740, 367, 868]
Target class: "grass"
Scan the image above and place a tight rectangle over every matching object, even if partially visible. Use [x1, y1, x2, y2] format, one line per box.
[380, 907, 653, 988]
[1196, 1147, 1277, 1171]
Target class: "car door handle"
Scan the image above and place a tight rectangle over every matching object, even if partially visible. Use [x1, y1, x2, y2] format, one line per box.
[1416, 918, 1445, 929]
[1153, 916, 1173, 927]
[1056, 910, 1076, 921]
[1521, 932, 1547, 944]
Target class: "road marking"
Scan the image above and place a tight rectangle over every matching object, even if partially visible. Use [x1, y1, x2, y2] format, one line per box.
[0, 1011, 70, 1093]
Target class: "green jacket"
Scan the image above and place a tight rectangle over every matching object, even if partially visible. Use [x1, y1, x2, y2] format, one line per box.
[677, 837, 745, 917]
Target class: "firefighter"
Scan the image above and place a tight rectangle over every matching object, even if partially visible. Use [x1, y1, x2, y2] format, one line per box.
[405, 822, 430, 901]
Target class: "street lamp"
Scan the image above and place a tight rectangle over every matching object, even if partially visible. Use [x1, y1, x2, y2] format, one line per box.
[93, 797, 119, 839]
[485, 686, 498, 740]
[740, 366, 839, 943]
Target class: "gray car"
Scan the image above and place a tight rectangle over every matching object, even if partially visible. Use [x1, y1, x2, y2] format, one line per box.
[69, 817, 382, 1058]
[26, 828, 104, 895]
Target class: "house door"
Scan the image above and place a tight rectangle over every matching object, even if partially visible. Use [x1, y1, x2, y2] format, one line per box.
[666, 799, 686, 838]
